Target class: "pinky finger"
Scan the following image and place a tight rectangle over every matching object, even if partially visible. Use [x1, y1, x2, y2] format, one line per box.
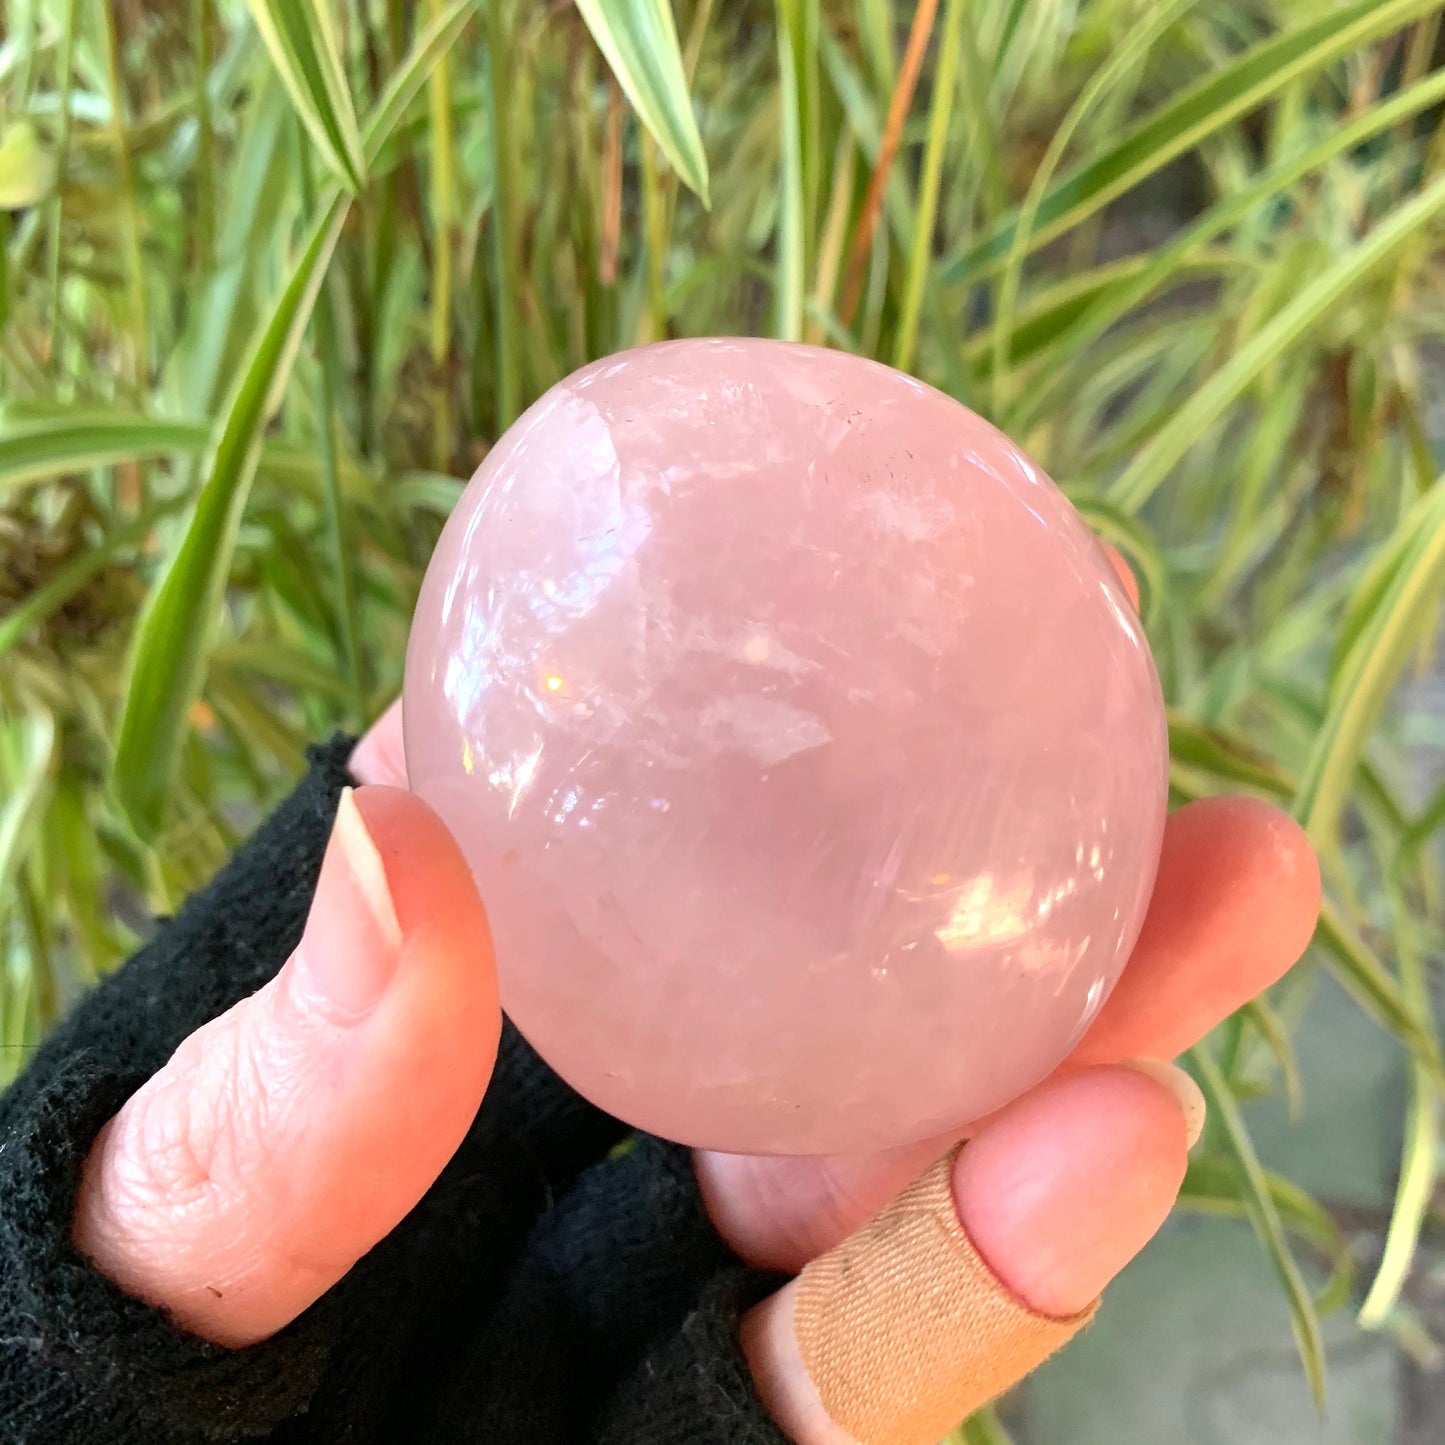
[743, 1063, 1202, 1445]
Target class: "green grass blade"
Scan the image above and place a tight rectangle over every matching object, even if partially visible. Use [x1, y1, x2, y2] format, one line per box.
[425, 0, 458, 467]
[853, 0, 894, 90]
[991, 0, 1198, 411]
[46, 777, 126, 979]
[1239, 997, 1305, 1121]
[1111, 176, 1445, 513]
[817, 21, 915, 248]
[893, 0, 963, 372]
[0, 712, 56, 935]
[208, 665, 307, 776]
[171, 73, 293, 419]
[0, 405, 366, 499]
[1191, 1045, 1328, 1412]
[639, 131, 669, 341]
[1360, 853, 1439, 1332]
[1166, 712, 1294, 801]
[1015, 62, 1445, 429]
[298, 141, 366, 730]
[0, 410, 205, 494]
[940, 0, 1442, 287]
[957, 1405, 1017, 1445]
[994, 0, 1029, 61]
[1333, 512, 1422, 677]
[1296, 477, 1445, 843]
[774, 0, 818, 340]
[392, 470, 466, 516]
[1403, 777, 1445, 868]
[576, 0, 710, 205]
[954, 0, 1005, 224]
[111, 3, 476, 834]
[1359, 1048, 1439, 1327]
[244, 0, 368, 194]
[112, 197, 350, 837]
[213, 641, 354, 703]
[0, 500, 182, 661]
[958, 252, 1243, 373]
[97, 0, 148, 381]
[1315, 899, 1443, 1081]
[0, 982, 33, 1089]
[482, 0, 521, 429]
[45, 0, 80, 361]
[362, 0, 477, 166]
[1180, 1156, 1354, 1315]
[190, 0, 217, 274]
[0, 121, 53, 210]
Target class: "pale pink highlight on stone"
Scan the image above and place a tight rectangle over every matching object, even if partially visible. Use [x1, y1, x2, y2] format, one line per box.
[404, 340, 1168, 1155]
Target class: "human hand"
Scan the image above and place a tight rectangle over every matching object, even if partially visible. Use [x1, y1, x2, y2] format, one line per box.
[72, 623, 1320, 1441]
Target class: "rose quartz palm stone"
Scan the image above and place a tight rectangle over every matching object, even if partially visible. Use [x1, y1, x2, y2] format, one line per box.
[404, 339, 1168, 1156]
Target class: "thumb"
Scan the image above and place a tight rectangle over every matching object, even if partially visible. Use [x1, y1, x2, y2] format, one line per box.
[73, 786, 500, 1349]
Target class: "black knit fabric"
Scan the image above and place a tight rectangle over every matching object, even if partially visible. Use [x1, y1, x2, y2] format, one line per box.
[0, 738, 790, 1444]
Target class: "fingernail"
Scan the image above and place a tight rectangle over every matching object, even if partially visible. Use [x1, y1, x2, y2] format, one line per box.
[1120, 1058, 1206, 1148]
[296, 788, 404, 1020]
[952, 1066, 1190, 1319]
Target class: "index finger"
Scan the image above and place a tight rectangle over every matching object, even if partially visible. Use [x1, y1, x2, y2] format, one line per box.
[351, 700, 408, 787]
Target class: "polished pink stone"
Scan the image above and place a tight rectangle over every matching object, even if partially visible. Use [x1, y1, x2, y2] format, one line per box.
[404, 339, 1168, 1155]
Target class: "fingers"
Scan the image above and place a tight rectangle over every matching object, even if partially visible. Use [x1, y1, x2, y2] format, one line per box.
[742, 1063, 1198, 1445]
[350, 698, 408, 786]
[698, 1132, 958, 1278]
[73, 787, 501, 1348]
[1066, 794, 1319, 1065]
[698, 797, 1319, 1272]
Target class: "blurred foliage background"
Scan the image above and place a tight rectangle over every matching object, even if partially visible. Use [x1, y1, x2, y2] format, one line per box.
[2, 0, 1445, 1436]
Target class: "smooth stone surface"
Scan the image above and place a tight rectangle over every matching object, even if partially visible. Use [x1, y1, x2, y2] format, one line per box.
[405, 339, 1168, 1155]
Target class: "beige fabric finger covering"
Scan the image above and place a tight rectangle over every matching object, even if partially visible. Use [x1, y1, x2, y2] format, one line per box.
[792, 1145, 1097, 1445]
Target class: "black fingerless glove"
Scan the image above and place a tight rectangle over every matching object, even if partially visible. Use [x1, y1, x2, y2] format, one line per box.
[0, 739, 790, 1444]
